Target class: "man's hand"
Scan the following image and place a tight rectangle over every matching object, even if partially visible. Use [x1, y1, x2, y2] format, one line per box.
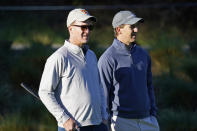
[63, 118, 78, 131]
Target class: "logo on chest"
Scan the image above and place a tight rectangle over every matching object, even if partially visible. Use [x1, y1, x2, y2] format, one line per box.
[136, 61, 144, 71]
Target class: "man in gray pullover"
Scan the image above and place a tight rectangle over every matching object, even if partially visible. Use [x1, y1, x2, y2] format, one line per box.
[38, 8, 108, 131]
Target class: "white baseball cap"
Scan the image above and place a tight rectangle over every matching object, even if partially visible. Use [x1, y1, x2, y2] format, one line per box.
[67, 8, 97, 27]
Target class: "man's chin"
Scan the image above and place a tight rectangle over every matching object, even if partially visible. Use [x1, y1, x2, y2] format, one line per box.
[82, 39, 89, 44]
[130, 39, 136, 43]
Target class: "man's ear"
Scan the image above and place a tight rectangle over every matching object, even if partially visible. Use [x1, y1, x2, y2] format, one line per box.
[116, 27, 121, 35]
[68, 26, 73, 32]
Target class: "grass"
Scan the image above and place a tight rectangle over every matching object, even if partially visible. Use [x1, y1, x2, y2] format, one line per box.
[0, 84, 56, 131]
[0, 113, 56, 131]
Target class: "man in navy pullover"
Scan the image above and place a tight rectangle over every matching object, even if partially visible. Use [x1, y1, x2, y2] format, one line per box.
[98, 10, 160, 131]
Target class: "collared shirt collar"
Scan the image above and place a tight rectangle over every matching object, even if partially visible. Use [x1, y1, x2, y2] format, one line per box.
[82, 44, 89, 55]
[63, 40, 89, 56]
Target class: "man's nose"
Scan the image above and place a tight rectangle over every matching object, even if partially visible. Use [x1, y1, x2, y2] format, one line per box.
[133, 27, 138, 32]
[84, 28, 90, 33]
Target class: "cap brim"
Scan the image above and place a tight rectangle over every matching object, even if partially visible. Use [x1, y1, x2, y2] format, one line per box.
[125, 17, 144, 25]
[78, 16, 97, 23]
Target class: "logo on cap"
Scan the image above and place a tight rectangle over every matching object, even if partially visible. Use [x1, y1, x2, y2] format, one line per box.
[80, 9, 88, 15]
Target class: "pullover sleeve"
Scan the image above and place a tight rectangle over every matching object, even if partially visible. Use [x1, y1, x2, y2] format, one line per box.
[98, 55, 113, 117]
[91, 52, 109, 121]
[99, 80, 109, 120]
[38, 53, 70, 126]
[147, 56, 158, 117]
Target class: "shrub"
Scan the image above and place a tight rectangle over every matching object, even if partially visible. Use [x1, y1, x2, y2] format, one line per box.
[0, 41, 12, 82]
[0, 84, 13, 114]
[154, 75, 197, 111]
[158, 109, 197, 131]
[9, 42, 54, 89]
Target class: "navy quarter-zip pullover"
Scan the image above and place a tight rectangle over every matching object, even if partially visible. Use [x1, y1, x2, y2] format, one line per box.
[98, 38, 157, 119]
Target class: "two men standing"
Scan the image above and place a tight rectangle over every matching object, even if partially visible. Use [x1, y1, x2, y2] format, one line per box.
[39, 8, 159, 131]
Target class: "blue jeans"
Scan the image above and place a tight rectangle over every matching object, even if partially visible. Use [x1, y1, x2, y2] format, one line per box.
[58, 123, 108, 131]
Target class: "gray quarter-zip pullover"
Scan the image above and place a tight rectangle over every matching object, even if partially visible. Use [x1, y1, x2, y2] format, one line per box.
[39, 40, 108, 128]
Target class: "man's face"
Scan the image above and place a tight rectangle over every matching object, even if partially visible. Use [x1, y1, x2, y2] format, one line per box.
[120, 24, 138, 45]
[69, 21, 93, 46]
